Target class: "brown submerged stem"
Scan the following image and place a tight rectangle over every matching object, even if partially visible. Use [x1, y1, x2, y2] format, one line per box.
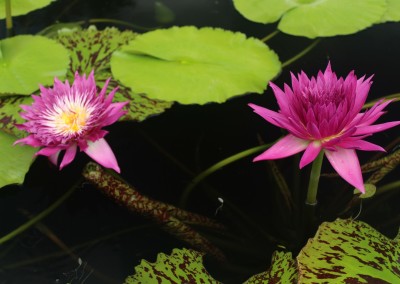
[82, 162, 226, 261]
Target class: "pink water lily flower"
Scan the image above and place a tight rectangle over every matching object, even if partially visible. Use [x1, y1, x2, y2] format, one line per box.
[15, 71, 128, 173]
[249, 63, 400, 193]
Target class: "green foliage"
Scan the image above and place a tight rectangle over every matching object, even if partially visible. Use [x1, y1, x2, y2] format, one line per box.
[56, 26, 174, 122]
[0, 131, 35, 188]
[298, 218, 400, 283]
[0, 0, 55, 19]
[233, 0, 387, 38]
[0, 95, 32, 138]
[125, 220, 400, 283]
[124, 248, 221, 284]
[382, 0, 400, 22]
[111, 26, 281, 104]
[0, 35, 70, 95]
[244, 251, 297, 283]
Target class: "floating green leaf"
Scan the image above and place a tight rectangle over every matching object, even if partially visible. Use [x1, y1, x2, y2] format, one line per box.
[0, 95, 33, 138]
[233, 0, 387, 38]
[381, 0, 400, 22]
[0, 35, 69, 95]
[0, 131, 35, 188]
[111, 26, 281, 104]
[56, 26, 173, 121]
[244, 251, 297, 283]
[124, 248, 221, 284]
[297, 218, 400, 283]
[0, 0, 55, 18]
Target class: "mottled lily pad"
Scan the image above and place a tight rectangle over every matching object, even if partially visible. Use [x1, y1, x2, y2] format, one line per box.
[0, 0, 54, 18]
[0, 35, 69, 95]
[0, 95, 33, 138]
[56, 26, 173, 121]
[297, 218, 400, 283]
[0, 131, 36, 188]
[233, 0, 387, 38]
[124, 248, 220, 284]
[244, 251, 297, 283]
[111, 26, 281, 104]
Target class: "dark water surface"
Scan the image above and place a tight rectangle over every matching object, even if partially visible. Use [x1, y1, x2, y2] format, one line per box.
[1, 0, 400, 283]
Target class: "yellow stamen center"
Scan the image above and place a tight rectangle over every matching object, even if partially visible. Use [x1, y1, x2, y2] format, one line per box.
[55, 107, 87, 135]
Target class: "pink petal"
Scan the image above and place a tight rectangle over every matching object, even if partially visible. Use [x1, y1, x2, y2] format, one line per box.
[354, 121, 400, 135]
[337, 139, 385, 152]
[36, 147, 64, 157]
[49, 151, 60, 165]
[60, 144, 77, 170]
[325, 148, 365, 193]
[300, 141, 322, 168]
[248, 103, 288, 129]
[254, 134, 308, 162]
[83, 138, 121, 173]
[13, 135, 42, 147]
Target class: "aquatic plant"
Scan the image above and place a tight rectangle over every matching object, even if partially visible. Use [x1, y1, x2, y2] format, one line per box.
[1, 0, 400, 283]
[249, 63, 400, 201]
[14, 72, 128, 172]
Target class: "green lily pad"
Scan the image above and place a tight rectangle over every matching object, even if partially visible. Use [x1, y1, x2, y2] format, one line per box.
[297, 218, 400, 283]
[0, 131, 36, 188]
[0, 35, 70, 95]
[0, 95, 33, 138]
[111, 26, 281, 104]
[0, 0, 54, 18]
[233, 0, 297, 24]
[244, 251, 297, 283]
[56, 26, 173, 121]
[381, 0, 400, 22]
[233, 0, 387, 38]
[124, 248, 221, 284]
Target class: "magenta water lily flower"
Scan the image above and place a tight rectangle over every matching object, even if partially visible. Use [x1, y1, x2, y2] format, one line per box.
[15, 71, 128, 173]
[249, 63, 400, 193]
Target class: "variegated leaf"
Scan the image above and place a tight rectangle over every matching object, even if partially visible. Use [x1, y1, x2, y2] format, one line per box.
[56, 26, 173, 122]
[124, 248, 221, 284]
[297, 218, 400, 283]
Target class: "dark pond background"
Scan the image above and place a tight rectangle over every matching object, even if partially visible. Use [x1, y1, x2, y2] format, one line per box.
[1, 0, 400, 283]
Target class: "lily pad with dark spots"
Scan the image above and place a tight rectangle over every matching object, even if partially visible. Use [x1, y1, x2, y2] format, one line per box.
[297, 218, 400, 283]
[124, 248, 221, 284]
[244, 251, 297, 283]
[56, 26, 173, 121]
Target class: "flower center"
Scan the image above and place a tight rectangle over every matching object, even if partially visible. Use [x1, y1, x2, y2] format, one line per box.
[56, 107, 87, 134]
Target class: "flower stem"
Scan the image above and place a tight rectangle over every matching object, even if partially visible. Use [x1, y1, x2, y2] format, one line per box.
[0, 181, 79, 245]
[306, 151, 324, 205]
[5, 0, 13, 37]
[282, 39, 321, 68]
[260, 30, 279, 42]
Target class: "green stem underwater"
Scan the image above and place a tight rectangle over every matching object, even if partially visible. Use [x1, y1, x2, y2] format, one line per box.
[306, 151, 324, 205]
[0, 181, 80, 245]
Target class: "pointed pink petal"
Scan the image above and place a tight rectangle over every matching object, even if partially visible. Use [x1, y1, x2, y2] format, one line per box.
[248, 103, 288, 128]
[254, 134, 308, 162]
[83, 138, 121, 173]
[354, 121, 400, 135]
[60, 144, 77, 170]
[337, 139, 385, 152]
[325, 148, 365, 193]
[49, 151, 61, 165]
[300, 141, 322, 168]
[36, 147, 64, 157]
[13, 135, 42, 147]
